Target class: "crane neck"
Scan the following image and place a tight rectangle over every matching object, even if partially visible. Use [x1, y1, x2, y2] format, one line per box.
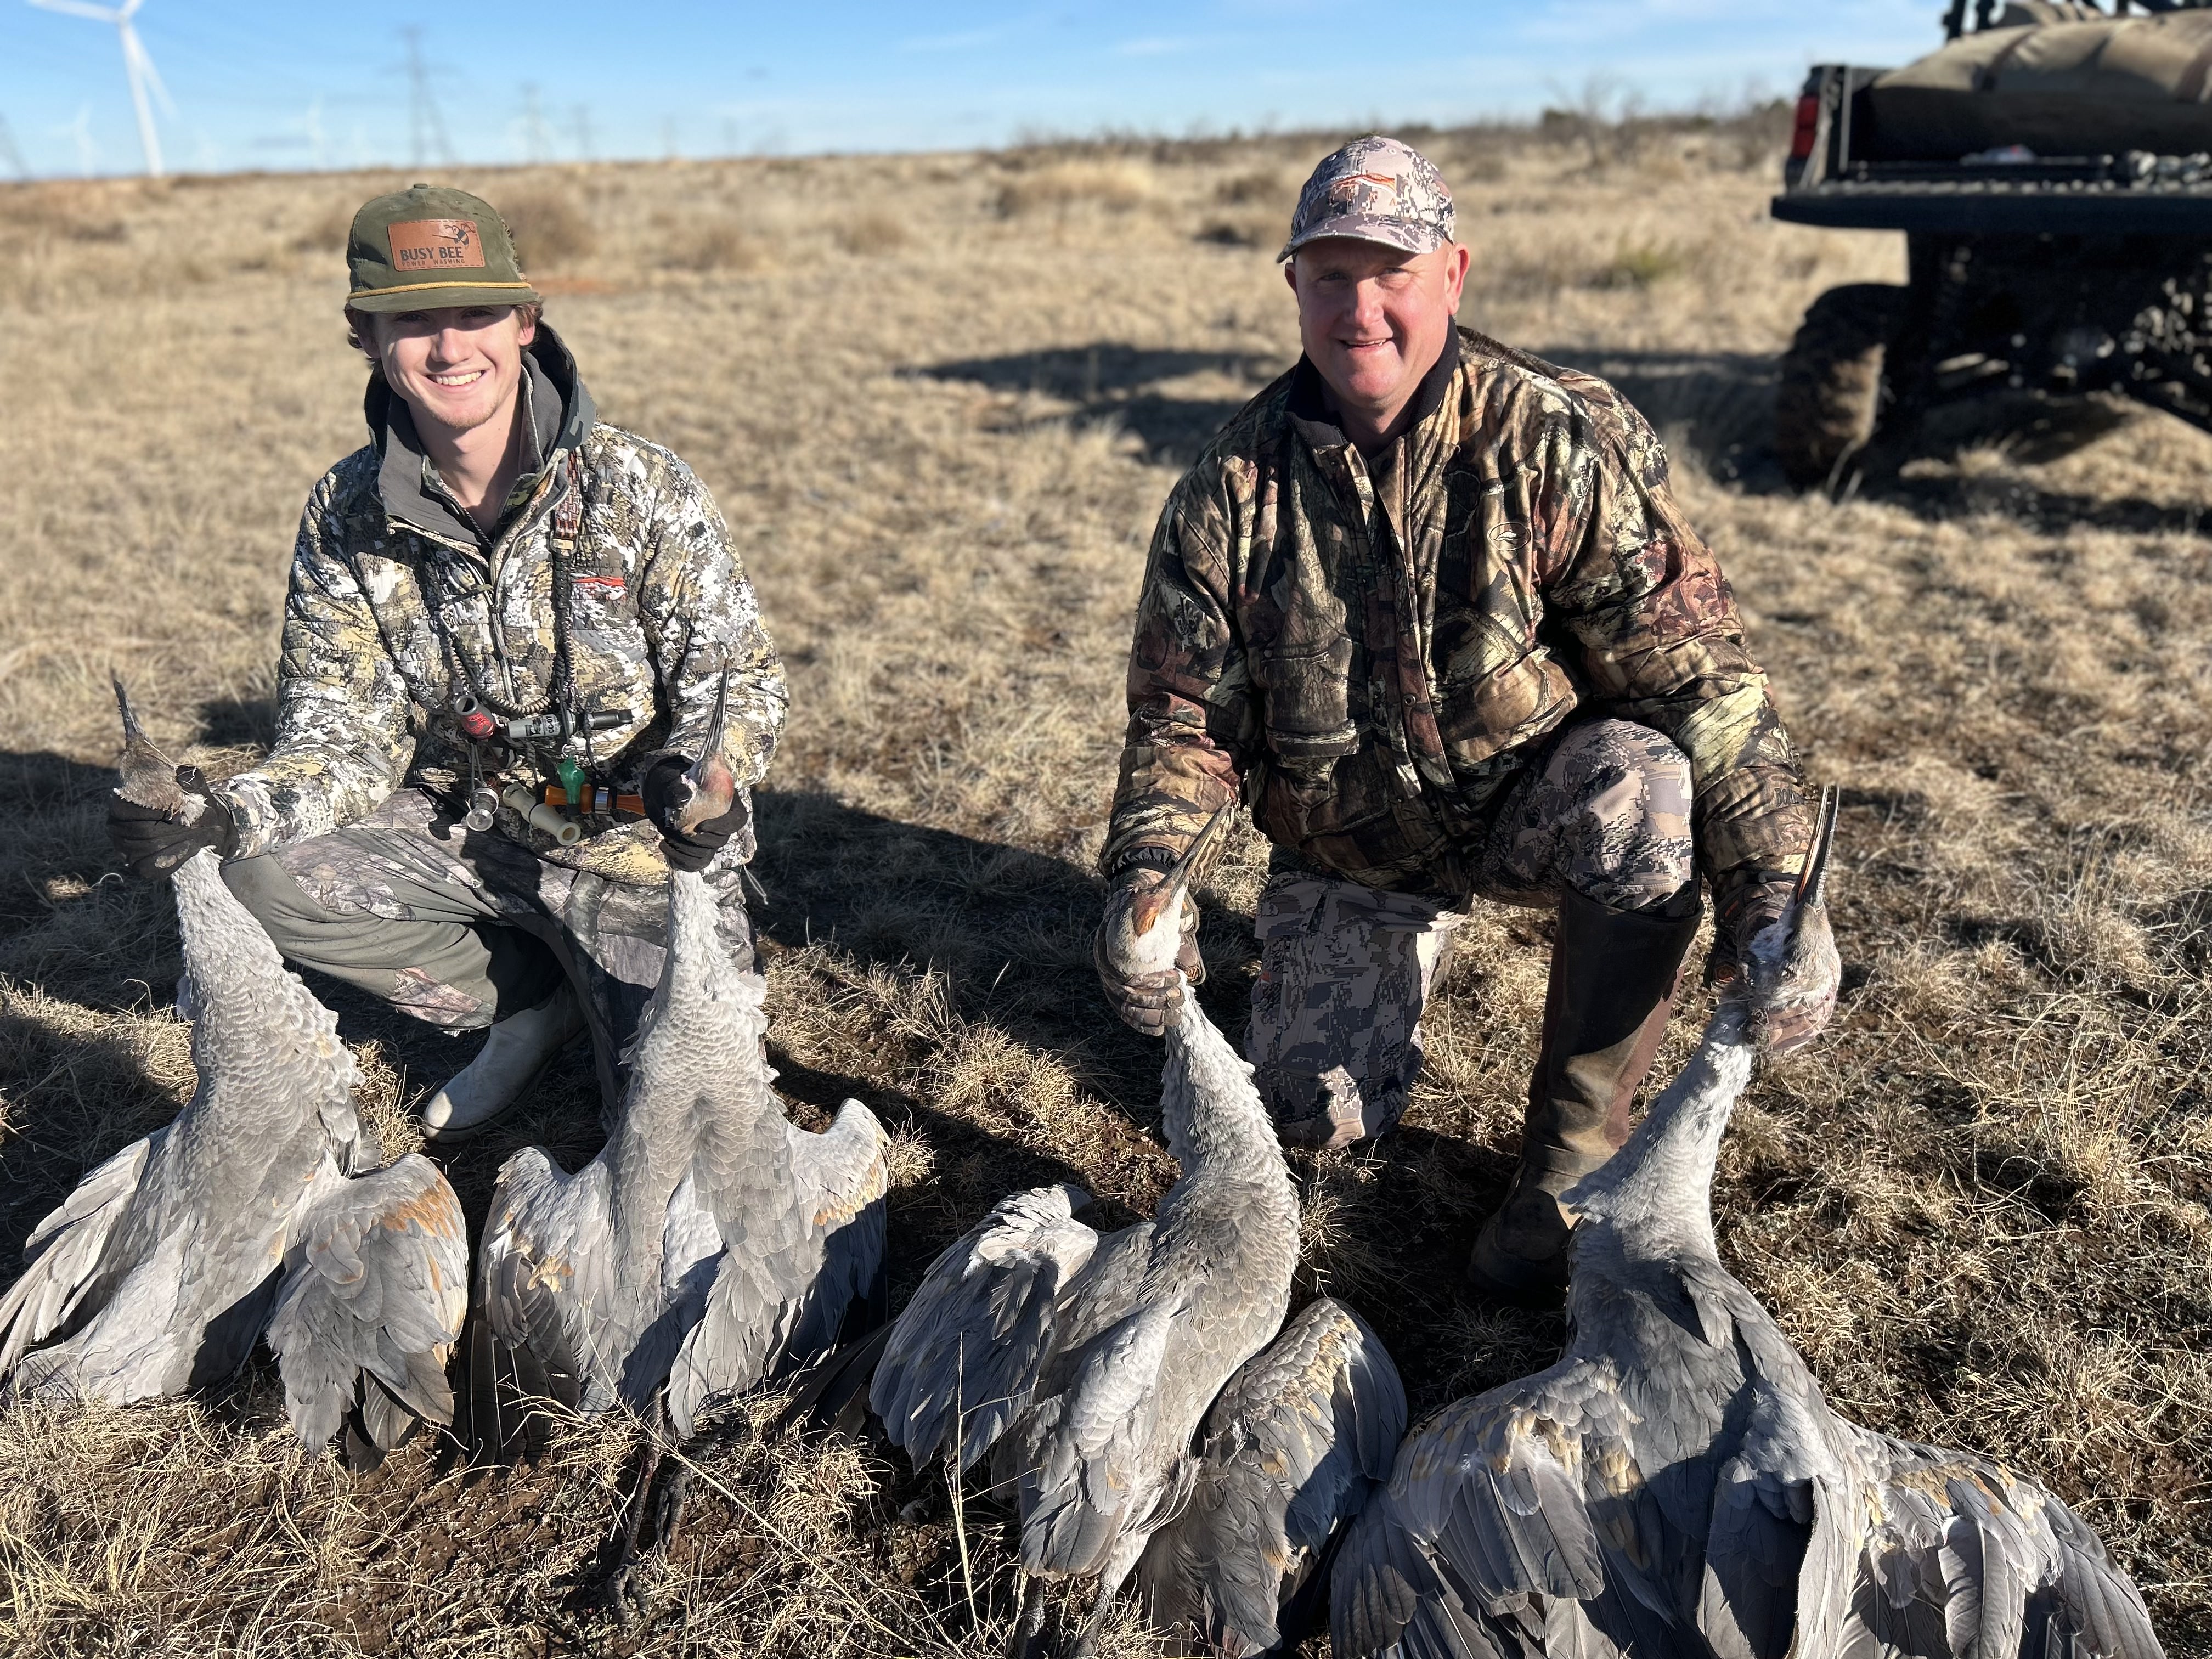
[1566, 993, 1753, 1255]
[614, 867, 774, 1161]
[1161, 981, 1291, 1191]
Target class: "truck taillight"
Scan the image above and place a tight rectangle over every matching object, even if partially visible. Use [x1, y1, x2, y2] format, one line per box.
[1789, 93, 1820, 161]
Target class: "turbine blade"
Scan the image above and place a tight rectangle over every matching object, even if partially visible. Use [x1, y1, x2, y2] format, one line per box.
[123, 29, 174, 115]
[27, 0, 125, 21]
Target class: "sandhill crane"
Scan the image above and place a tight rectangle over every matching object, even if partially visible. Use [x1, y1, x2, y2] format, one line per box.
[1331, 792, 2166, 1659]
[864, 806, 1406, 1657]
[0, 680, 467, 1467]
[466, 676, 888, 1592]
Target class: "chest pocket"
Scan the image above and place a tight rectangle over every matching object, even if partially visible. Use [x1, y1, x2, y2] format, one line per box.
[1247, 476, 1360, 772]
[1430, 461, 1577, 769]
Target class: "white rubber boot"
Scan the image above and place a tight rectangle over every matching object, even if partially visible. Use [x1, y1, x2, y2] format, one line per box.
[421, 981, 586, 1143]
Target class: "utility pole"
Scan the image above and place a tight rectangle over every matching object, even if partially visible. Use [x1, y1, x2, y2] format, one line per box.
[569, 103, 594, 162]
[399, 26, 454, 168]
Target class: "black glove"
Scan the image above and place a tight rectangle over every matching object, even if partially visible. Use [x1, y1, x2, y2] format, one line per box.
[642, 758, 748, 874]
[107, 769, 239, 880]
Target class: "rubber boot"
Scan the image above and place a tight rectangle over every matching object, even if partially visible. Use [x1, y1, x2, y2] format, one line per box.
[1468, 885, 1701, 1307]
[422, 980, 586, 1143]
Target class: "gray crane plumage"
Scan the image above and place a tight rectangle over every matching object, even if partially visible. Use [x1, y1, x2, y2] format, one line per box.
[1330, 835, 2165, 1659]
[469, 861, 889, 1452]
[1137, 1296, 1408, 1657]
[0, 681, 467, 1465]
[871, 810, 1401, 1656]
[870, 982, 1306, 1652]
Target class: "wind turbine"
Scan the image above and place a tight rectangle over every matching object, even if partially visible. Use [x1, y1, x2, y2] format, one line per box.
[51, 105, 96, 176]
[27, 0, 172, 177]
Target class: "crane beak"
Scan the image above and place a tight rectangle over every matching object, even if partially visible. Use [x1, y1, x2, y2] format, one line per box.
[1128, 800, 1234, 940]
[674, 667, 736, 834]
[1782, 783, 1839, 948]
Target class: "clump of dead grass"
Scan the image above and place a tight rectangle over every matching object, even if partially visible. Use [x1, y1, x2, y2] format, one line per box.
[992, 159, 1155, 218]
[498, 183, 599, 268]
[659, 218, 766, 274]
[835, 211, 909, 257]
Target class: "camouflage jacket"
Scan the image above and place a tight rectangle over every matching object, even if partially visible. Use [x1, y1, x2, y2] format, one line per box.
[220, 326, 787, 885]
[1102, 327, 1812, 904]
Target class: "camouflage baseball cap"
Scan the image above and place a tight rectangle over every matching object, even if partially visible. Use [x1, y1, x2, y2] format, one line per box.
[1279, 136, 1456, 263]
[345, 183, 541, 313]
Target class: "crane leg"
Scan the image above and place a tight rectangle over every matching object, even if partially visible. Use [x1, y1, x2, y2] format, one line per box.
[1063, 1538, 1142, 1659]
[603, 1435, 665, 1622]
[1006, 1572, 1050, 1659]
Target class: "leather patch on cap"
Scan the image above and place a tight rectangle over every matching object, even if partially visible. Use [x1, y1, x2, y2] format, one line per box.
[386, 218, 487, 273]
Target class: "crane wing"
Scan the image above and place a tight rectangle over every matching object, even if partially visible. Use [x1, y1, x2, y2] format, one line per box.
[1017, 1293, 1181, 1577]
[871, 1182, 1100, 1474]
[1841, 1426, 2164, 1659]
[1138, 1296, 1408, 1656]
[780, 1098, 890, 1360]
[1697, 1365, 1838, 1659]
[267, 1153, 469, 1468]
[466, 1148, 610, 1462]
[1332, 1356, 1635, 1657]
[0, 1131, 157, 1381]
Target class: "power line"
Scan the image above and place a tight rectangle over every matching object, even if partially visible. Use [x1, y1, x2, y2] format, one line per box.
[398, 25, 453, 169]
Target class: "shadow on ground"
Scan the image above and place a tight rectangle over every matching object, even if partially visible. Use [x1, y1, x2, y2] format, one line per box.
[918, 342, 1282, 465]
[925, 335, 2212, 536]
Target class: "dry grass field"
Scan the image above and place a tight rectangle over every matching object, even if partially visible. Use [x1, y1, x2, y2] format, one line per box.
[0, 115, 2207, 1655]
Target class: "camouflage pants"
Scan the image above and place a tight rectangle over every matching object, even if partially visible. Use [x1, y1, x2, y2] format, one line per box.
[221, 787, 754, 1111]
[1251, 719, 1692, 1149]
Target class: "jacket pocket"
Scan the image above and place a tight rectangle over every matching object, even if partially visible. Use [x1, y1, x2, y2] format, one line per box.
[1434, 648, 1578, 769]
[1255, 635, 1357, 764]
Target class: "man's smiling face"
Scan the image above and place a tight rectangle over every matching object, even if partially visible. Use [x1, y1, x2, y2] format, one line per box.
[1286, 237, 1469, 439]
[364, 304, 535, 438]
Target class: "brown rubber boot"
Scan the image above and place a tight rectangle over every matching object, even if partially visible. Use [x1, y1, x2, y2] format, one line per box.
[1468, 885, 1701, 1307]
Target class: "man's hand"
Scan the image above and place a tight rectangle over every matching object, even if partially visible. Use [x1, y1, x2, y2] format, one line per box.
[1094, 868, 1204, 1037]
[642, 758, 747, 874]
[108, 770, 238, 880]
[1723, 871, 1839, 1058]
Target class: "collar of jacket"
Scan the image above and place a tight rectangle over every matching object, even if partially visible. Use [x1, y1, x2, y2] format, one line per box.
[1285, 327, 1464, 459]
[365, 321, 599, 550]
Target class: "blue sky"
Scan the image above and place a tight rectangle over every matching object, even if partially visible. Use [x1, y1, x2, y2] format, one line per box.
[2, 1, 1944, 179]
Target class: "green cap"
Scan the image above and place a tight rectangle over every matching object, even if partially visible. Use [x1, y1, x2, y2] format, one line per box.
[345, 183, 541, 313]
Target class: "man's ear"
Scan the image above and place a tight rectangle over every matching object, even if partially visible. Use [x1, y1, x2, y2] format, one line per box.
[1283, 258, 1300, 297]
[514, 307, 538, 348]
[1440, 242, 1470, 311]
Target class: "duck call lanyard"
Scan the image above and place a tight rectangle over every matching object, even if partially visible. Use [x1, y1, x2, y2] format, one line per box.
[447, 453, 594, 821]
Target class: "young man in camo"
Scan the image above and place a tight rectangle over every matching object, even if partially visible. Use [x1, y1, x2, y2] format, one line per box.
[108, 184, 785, 1139]
[1094, 137, 1840, 1305]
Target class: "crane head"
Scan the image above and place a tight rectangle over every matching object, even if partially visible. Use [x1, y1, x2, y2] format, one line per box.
[1741, 782, 1839, 1024]
[669, 668, 736, 835]
[111, 672, 207, 824]
[1103, 800, 1234, 980]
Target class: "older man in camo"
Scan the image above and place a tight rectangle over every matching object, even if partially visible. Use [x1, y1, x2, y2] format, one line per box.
[1094, 137, 1839, 1305]
[108, 184, 784, 1139]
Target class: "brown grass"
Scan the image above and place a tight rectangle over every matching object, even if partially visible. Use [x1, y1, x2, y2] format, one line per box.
[0, 123, 2206, 1653]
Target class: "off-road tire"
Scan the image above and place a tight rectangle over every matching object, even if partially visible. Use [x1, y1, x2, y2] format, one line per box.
[1775, 283, 1908, 489]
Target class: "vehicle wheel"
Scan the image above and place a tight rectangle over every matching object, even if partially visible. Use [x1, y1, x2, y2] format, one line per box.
[1775, 283, 1907, 490]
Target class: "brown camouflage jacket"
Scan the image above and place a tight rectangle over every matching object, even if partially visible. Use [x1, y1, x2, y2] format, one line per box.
[1102, 327, 1812, 902]
[220, 327, 786, 885]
